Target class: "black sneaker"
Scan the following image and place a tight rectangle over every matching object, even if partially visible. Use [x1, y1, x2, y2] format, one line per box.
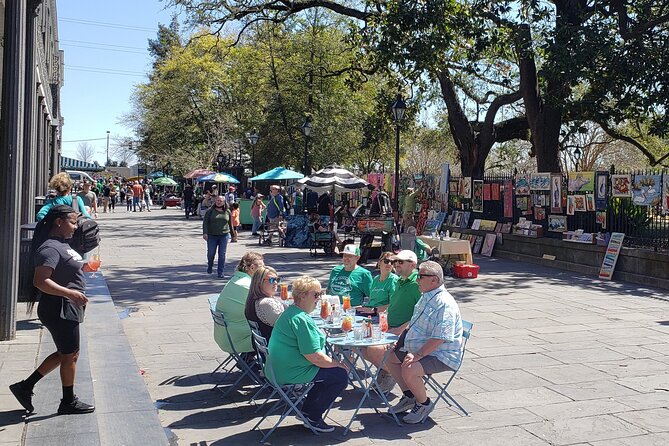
[57, 396, 95, 415]
[207, 267, 213, 274]
[9, 381, 34, 413]
[303, 416, 335, 433]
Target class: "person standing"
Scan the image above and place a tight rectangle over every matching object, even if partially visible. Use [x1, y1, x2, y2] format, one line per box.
[182, 184, 194, 219]
[225, 185, 237, 206]
[131, 181, 143, 212]
[202, 196, 238, 278]
[108, 182, 116, 213]
[77, 180, 98, 218]
[250, 194, 266, 236]
[101, 183, 111, 213]
[143, 184, 152, 212]
[125, 184, 134, 212]
[266, 185, 285, 241]
[10, 205, 95, 415]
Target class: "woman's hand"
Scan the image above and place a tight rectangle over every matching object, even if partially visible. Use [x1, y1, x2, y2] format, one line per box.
[67, 290, 88, 306]
[202, 234, 208, 241]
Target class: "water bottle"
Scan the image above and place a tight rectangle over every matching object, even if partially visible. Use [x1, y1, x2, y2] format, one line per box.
[439, 231, 445, 240]
[445, 230, 450, 239]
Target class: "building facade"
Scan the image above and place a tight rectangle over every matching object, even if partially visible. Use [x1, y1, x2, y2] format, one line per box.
[0, 0, 64, 340]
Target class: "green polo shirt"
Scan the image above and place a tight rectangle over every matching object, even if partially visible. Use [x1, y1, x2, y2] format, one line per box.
[214, 271, 253, 353]
[327, 265, 373, 306]
[387, 270, 421, 328]
[268, 305, 325, 385]
[367, 273, 399, 308]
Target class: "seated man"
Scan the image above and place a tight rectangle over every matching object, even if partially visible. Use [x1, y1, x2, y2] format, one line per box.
[327, 244, 373, 307]
[384, 260, 463, 424]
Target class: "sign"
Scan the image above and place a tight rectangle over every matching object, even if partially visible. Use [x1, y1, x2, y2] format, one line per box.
[503, 180, 514, 218]
[598, 232, 625, 280]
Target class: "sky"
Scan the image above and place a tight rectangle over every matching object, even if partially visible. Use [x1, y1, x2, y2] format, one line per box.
[57, 0, 178, 165]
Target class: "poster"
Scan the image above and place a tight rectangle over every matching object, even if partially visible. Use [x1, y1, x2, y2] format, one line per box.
[548, 215, 567, 232]
[460, 177, 472, 198]
[483, 183, 491, 201]
[596, 211, 607, 229]
[611, 174, 631, 197]
[599, 232, 625, 280]
[440, 163, 450, 195]
[631, 174, 662, 207]
[574, 195, 587, 212]
[491, 183, 500, 201]
[664, 174, 669, 212]
[568, 172, 595, 193]
[550, 174, 562, 213]
[481, 233, 497, 257]
[586, 194, 595, 211]
[530, 173, 551, 191]
[566, 195, 575, 215]
[515, 174, 530, 195]
[595, 172, 608, 210]
[503, 180, 514, 218]
[516, 196, 530, 211]
[534, 206, 546, 220]
[472, 180, 483, 212]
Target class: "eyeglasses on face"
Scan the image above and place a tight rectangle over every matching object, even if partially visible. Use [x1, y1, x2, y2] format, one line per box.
[394, 259, 406, 265]
[311, 290, 324, 299]
[417, 273, 435, 279]
[381, 259, 394, 265]
[267, 276, 281, 285]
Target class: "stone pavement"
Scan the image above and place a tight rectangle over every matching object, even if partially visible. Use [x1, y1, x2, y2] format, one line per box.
[3, 207, 669, 445]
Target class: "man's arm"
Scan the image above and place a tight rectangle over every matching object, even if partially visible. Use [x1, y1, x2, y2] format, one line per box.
[403, 338, 445, 366]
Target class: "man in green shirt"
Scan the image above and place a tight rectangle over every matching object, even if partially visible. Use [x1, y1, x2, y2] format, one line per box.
[327, 244, 373, 306]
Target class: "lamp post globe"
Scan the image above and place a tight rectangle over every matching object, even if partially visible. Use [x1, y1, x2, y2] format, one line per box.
[574, 147, 582, 172]
[391, 94, 406, 217]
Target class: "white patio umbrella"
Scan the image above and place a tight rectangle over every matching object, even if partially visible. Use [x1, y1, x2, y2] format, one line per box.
[298, 165, 369, 192]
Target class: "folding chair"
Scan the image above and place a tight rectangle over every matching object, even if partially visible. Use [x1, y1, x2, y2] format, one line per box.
[249, 329, 319, 443]
[422, 319, 473, 421]
[208, 296, 262, 398]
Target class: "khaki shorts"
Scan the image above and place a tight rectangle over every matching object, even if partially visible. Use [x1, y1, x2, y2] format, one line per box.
[394, 330, 452, 375]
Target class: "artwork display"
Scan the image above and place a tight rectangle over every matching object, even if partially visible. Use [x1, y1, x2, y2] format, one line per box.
[586, 194, 595, 211]
[483, 184, 491, 201]
[534, 206, 546, 220]
[574, 195, 587, 212]
[501, 223, 512, 233]
[550, 174, 562, 213]
[595, 172, 608, 210]
[515, 175, 530, 195]
[449, 180, 459, 194]
[516, 196, 530, 211]
[472, 236, 484, 254]
[664, 176, 669, 212]
[548, 215, 567, 232]
[599, 233, 625, 280]
[491, 183, 500, 201]
[460, 177, 472, 198]
[472, 180, 484, 212]
[596, 211, 607, 229]
[566, 195, 575, 215]
[568, 172, 595, 193]
[503, 180, 514, 218]
[481, 233, 497, 257]
[631, 174, 662, 207]
[471, 219, 481, 230]
[530, 173, 551, 191]
[611, 174, 632, 197]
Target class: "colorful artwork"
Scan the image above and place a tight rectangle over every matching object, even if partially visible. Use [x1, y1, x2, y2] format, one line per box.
[530, 173, 551, 191]
[631, 174, 662, 207]
[586, 194, 595, 211]
[534, 206, 546, 220]
[449, 180, 459, 194]
[595, 172, 608, 210]
[472, 180, 484, 212]
[515, 175, 530, 195]
[548, 215, 567, 232]
[550, 174, 562, 213]
[574, 195, 587, 212]
[483, 183, 491, 201]
[472, 236, 484, 254]
[516, 196, 530, 211]
[568, 172, 595, 192]
[491, 183, 500, 201]
[481, 233, 497, 257]
[460, 177, 472, 199]
[566, 195, 575, 215]
[596, 211, 607, 229]
[664, 176, 669, 212]
[611, 174, 631, 197]
[503, 180, 514, 218]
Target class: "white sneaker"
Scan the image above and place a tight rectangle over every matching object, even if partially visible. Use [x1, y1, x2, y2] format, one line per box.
[403, 401, 435, 424]
[377, 369, 396, 394]
[388, 395, 415, 414]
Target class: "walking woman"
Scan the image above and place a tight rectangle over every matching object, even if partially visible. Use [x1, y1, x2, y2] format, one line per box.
[250, 193, 266, 236]
[10, 205, 94, 415]
[203, 195, 238, 278]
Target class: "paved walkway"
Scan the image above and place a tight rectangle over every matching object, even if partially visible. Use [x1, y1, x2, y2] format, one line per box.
[3, 207, 669, 445]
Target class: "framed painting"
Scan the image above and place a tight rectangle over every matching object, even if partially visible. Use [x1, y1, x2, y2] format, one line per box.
[550, 174, 562, 213]
[491, 183, 500, 200]
[596, 211, 607, 229]
[566, 195, 575, 215]
[515, 174, 530, 195]
[530, 173, 551, 191]
[586, 194, 595, 211]
[574, 195, 587, 212]
[548, 215, 567, 232]
[460, 177, 472, 199]
[611, 174, 632, 197]
[481, 233, 497, 257]
[631, 174, 662, 207]
[568, 172, 595, 193]
[472, 180, 484, 212]
[534, 206, 546, 220]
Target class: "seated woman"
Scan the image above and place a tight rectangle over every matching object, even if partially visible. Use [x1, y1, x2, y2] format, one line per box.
[267, 276, 349, 433]
[244, 266, 284, 342]
[358, 251, 398, 317]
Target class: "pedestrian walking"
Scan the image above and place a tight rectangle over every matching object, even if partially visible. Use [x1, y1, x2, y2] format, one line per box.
[10, 205, 95, 415]
[132, 181, 143, 212]
[182, 184, 194, 219]
[250, 194, 265, 236]
[143, 184, 152, 212]
[203, 196, 238, 278]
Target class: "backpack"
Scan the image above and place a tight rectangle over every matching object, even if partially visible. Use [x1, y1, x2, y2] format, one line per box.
[71, 196, 101, 255]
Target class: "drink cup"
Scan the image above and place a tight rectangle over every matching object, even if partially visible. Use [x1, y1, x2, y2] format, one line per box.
[354, 326, 365, 341]
[280, 284, 289, 300]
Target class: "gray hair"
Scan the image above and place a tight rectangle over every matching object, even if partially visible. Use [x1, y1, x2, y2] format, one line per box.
[418, 260, 444, 285]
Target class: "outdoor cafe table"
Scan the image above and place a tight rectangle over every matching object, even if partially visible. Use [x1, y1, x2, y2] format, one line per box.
[327, 333, 401, 435]
[417, 235, 473, 265]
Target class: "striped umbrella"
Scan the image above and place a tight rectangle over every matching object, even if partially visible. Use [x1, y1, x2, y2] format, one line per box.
[197, 172, 240, 184]
[184, 168, 214, 179]
[298, 165, 368, 192]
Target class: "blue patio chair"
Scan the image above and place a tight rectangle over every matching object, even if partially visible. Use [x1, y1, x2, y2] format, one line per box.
[421, 319, 473, 421]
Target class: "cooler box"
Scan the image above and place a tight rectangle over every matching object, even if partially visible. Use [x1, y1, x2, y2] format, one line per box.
[454, 264, 479, 279]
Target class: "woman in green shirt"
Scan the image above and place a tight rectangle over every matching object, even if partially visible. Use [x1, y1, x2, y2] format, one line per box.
[358, 251, 398, 317]
[203, 196, 238, 278]
[267, 276, 349, 433]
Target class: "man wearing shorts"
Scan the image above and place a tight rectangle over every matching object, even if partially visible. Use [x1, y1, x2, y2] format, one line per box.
[383, 260, 463, 424]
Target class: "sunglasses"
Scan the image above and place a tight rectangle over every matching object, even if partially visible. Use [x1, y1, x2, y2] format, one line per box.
[312, 290, 324, 299]
[381, 259, 394, 265]
[417, 274, 435, 279]
[267, 276, 281, 285]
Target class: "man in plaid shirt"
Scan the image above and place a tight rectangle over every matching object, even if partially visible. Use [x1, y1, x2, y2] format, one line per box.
[383, 260, 463, 424]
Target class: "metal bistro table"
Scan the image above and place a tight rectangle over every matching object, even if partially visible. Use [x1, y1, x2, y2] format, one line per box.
[327, 333, 401, 435]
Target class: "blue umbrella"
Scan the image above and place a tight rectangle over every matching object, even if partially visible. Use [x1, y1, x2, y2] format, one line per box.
[197, 172, 240, 184]
[249, 167, 304, 181]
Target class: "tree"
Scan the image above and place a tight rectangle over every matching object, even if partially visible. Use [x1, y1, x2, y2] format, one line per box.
[75, 142, 96, 163]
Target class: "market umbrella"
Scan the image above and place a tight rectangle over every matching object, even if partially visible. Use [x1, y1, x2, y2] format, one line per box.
[197, 172, 240, 184]
[298, 164, 368, 192]
[152, 177, 177, 186]
[249, 167, 304, 182]
[148, 171, 167, 179]
[184, 168, 214, 179]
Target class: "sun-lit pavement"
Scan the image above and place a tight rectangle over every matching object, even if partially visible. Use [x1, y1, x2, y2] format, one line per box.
[3, 206, 668, 445]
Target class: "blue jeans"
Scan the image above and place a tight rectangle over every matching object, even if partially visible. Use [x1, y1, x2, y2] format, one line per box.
[133, 196, 141, 211]
[251, 216, 262, 234]
[206, 234, 230, 276]
[184, 200, 193, 218]
[301, 367, 348, 420]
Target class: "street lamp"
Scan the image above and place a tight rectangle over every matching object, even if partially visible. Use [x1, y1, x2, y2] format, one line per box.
[216, 150, 225, 172]
[573, 147, 582, 172]
[163, 161, 171, 177]
[247, 128, 259, 177]
[301, 117, 312, 175]
[391, 93, 406, 216]
[106, 130, 110, 166]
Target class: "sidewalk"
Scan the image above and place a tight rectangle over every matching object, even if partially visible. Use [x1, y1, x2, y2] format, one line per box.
[3, 207, 669, 445]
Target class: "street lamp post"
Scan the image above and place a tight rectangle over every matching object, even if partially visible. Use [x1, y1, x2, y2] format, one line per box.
[574, 147, 582, 172]
[302, 117, 312, 175]
[247, 128, 259, 177]
[391, 94, 406, 217]
[106, 130, 110, 166]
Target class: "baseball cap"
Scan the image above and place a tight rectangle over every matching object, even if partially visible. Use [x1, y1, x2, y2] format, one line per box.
[393, 250, 417, 263]
[342, 244, 361, 256]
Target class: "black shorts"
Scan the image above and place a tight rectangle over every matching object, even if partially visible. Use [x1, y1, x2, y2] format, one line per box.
[38, 305, 80, 354]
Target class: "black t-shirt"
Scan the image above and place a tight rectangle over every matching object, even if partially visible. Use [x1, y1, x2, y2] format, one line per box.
[183, 188, 194, 201]
[103, 186, 111, 197]
[318, 193, 331, 216]
[35, 238, 86, 321]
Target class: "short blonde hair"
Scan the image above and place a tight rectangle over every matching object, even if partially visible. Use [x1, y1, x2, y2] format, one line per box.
[292, 276, 321, 303]
[49, 172, 73, 196]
